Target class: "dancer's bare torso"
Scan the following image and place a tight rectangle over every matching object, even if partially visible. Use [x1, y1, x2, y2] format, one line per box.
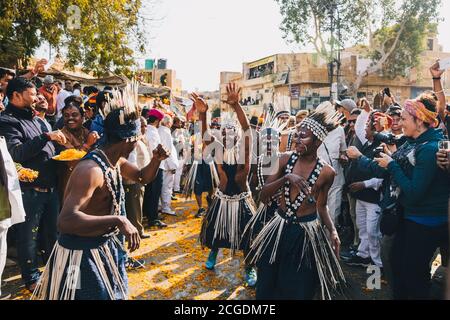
[59, 159, 125, 237]
[276, 153, 334, 218]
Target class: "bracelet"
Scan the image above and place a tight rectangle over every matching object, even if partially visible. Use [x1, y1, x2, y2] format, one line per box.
[433, 77, 441, 80]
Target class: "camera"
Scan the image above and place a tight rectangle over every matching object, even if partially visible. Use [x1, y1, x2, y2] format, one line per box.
[374, 146, 385, 158]
[374, 132, 397, 145]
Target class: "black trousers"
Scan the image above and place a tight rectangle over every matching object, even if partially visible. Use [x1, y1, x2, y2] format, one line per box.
[143, 170, 163, 223]
[391, 219, 449, 300]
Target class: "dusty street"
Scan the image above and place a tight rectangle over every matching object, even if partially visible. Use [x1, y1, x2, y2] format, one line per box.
[2, 196, 398, 300]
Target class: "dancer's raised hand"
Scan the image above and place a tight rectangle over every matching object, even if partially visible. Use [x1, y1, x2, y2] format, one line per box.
[222, 83, 241, 107]
[191, 92, 209, 113]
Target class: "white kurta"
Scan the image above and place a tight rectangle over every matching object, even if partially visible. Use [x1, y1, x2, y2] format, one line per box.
[317, 126, 347, 223]
[146, 125, 164, 169]
[0, 137, 26, 296]
[158, 126, 179, 214]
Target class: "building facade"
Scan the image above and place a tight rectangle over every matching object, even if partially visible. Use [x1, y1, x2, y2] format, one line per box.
[220, 35, 450, 116]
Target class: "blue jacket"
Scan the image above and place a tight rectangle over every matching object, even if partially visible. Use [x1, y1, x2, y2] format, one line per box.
[358, 128, 449, 221]
[0, 104, 57, 189]
[90, 114, 106, 147]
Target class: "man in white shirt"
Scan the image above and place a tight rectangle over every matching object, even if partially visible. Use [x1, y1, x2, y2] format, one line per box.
[158, 115, 179, 216]
[124, 117, 151, 239]
[172, 117, 189, 194]
[55, 80, 74, 121]
[318, 124, 347, 224]
[143, 109, 167, 228]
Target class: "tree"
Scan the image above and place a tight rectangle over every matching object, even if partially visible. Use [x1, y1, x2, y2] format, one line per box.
[0, 0, 149, 76]
[276, 0, 442, 95]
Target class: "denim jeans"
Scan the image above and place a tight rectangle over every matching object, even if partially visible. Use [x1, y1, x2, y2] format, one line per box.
[16, 189, 59, 286]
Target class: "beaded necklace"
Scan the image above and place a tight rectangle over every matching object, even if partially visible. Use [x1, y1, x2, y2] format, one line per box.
[91, 150, 124, 217]
[256, 153, 279, 191]
[287, 131, 295, 151]
[283, 153, 324, 217]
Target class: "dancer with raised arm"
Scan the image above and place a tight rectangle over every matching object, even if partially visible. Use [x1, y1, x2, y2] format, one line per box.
[193, 83, 257, 287]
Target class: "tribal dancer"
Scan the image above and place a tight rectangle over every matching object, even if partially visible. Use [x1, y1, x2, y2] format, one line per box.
[193, 83, 257, 287]
[246, 102, 346, 300]
[32, 83, 169, 300]
[182, 126, 219, 218]
[243, 113, 287, 249]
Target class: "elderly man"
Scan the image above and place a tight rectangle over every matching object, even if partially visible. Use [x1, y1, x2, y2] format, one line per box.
[158, 115, 179, 216]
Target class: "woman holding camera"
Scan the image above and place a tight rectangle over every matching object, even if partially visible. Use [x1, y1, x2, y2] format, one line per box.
[347, 93, 450, 299]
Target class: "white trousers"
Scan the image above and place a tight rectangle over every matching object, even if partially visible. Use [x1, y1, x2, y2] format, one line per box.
[356, 199, 383, 267]
[161, 170, 175, 213]
[173, 158, 185, 192]
[327, 183, 343, 225]
[0, 225, 8, 296]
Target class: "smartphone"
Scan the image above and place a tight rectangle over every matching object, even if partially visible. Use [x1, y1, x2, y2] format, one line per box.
[439, 58, 450, 71]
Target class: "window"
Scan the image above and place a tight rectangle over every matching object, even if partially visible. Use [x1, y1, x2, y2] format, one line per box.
[248, 61, 275, 80]
[427, 39, 434, 51]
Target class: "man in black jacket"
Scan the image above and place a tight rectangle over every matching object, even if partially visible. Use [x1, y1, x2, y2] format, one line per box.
[0, 77, 67, 292]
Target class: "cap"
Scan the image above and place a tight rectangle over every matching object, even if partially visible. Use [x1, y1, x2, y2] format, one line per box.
[43, 75, 54, 84]
[147, 108, 164, 120]
[335, 99, 357, 112]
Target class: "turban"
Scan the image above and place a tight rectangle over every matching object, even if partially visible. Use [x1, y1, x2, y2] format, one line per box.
[404, 99, 438, 128]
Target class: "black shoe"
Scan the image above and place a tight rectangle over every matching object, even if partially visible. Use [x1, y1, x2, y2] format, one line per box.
[126, 258, 146, 270]
[345, 255, 372, 267]
[195, 208, 206, 218]
[171, 195, 178, 201]
[140, 233, 151, 239]
[149, 220, 167, 228]
[340, 250, 356, 261]
[349, 244, 359, 253]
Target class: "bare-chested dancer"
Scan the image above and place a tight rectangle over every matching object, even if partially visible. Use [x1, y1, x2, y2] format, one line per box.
[32, 85, 169, 300]
[246, 102, 346, 300]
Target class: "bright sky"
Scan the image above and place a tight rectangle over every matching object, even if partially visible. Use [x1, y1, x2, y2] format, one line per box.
[35, 0, 450, 92]
[142, 0, 450, 92]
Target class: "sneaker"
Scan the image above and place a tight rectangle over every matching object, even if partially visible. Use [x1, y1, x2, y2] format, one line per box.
[195, 208, 206, 218]
[126, 258, 146, 270]
[162, 210, 177, 216]
[205, 250, 218, 270]
[345, 254, 372, 267]
[245, 267, 257, 287]
[149, 220, 167, 228]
